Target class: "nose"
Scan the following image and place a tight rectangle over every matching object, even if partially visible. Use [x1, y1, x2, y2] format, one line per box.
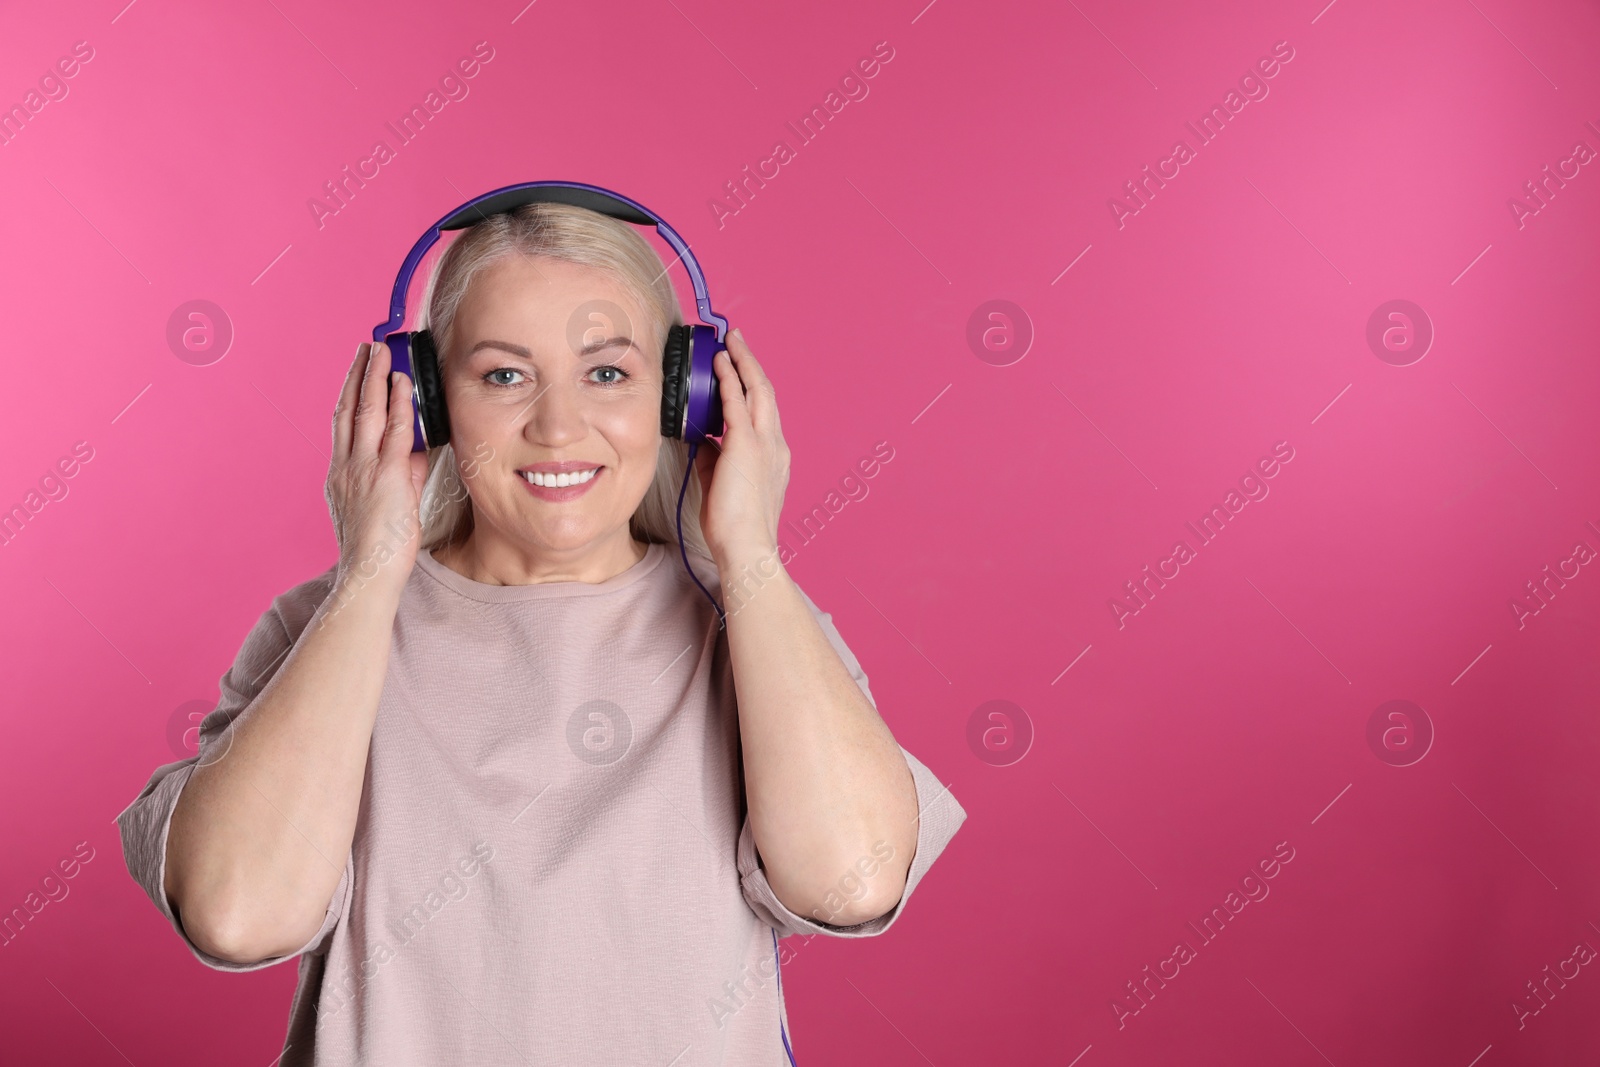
[522, 378, 586, 447]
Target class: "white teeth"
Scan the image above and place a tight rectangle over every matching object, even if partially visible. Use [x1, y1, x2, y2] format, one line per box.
[523, 468, 599, 487]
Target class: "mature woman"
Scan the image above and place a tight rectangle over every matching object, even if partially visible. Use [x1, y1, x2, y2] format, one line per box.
[117, 201, 965, 1065]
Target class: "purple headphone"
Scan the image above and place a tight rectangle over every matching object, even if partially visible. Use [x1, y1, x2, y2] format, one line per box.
[371, 180, 736, 630]
[371, 179, 727, 454]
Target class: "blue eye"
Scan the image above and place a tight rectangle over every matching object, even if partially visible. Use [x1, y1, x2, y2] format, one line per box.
[590, 365, 630, 385]
[485, 368, 525, 387]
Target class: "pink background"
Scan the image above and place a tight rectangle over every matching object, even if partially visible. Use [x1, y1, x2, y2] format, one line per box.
[4, 0, 1600, 1063]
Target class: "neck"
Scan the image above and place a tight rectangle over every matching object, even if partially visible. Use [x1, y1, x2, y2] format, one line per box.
[432, 528, 650, 587]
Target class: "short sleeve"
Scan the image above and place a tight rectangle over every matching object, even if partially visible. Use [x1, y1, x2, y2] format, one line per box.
[115, 568, 350, 972]
[737, 589, 967, 939]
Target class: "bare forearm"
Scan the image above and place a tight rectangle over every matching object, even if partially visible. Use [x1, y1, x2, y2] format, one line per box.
[164, 575, 402, 959]
[718, 547, 918, 924]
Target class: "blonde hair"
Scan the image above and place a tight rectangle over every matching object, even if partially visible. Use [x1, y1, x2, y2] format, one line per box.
[409, 201, 717, 583]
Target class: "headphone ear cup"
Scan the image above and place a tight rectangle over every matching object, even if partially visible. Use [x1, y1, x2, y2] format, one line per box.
[410, 329, 451, 450]
[660, 325, 690, 439]
[685, 324, 725, 442]
[383, 331, 425, 452]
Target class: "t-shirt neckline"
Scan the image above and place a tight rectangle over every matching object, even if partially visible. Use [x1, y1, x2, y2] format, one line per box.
[415, 542, 666, 603]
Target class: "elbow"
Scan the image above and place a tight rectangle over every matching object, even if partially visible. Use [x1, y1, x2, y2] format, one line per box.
[818, 878, 906, 927]
[777, 860, 908, 928]
[176, 888, 316, 965]
[178, 900, 271, 964]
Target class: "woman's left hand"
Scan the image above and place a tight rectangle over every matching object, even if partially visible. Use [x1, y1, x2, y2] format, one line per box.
[694, 327, 790, 564]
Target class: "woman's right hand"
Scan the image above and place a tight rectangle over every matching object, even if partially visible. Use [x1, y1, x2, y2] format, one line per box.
[326, 341, 430, 593]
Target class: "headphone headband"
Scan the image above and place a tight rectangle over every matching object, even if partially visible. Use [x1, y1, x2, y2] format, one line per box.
[370, 180, 728, 345]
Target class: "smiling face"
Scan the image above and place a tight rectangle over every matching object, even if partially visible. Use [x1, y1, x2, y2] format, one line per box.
[440, 253, 664, 575]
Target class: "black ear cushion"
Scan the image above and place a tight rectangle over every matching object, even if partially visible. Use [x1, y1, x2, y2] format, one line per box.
[411, 329, 452, 449]
[660, 324, 690, 439]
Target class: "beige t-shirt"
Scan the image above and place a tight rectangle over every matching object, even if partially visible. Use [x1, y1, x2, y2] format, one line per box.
[116, 541, 966, 1066]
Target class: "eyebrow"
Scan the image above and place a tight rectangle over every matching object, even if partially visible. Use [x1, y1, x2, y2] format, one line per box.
[467, 337, 641, 360]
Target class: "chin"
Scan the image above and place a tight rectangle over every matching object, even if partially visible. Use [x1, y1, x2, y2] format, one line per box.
[523, 518, 612, 550]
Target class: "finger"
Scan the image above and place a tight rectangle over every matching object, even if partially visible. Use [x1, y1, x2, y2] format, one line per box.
[714, 349, 750, 434]
[726, 329, 778, 429]
[408, 450, 430, 501]
[333, 342, 372, 462]
[353, 341, 393, 459]
[726, 329, 769, 387]
[694, 439, 717, 488]
[383, 371, 415, 462]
